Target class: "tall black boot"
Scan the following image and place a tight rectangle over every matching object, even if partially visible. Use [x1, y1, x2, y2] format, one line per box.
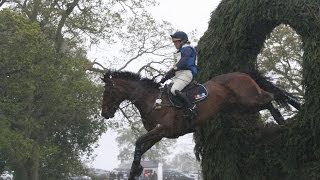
[175, 90, 192, 107]
[175, 90, 198, 117]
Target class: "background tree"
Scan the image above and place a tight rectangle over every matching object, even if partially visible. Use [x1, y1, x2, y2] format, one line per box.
[195, 0, 320, 179]
[0, 10, 104, 180]
[165, 152, 200, 173]
[258, 24, 303, 98]
[1, 0, 158, 53]
[257, 24, 303, 121]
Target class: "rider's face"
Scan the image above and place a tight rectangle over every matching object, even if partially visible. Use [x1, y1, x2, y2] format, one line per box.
[172, 39, 182, 49]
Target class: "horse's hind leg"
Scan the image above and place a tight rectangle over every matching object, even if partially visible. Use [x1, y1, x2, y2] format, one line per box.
[239, 89, 274, 106]
[231, 76, 274, 106]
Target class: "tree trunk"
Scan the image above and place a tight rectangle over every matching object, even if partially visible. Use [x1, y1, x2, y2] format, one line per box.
[27, 145, 40, 180]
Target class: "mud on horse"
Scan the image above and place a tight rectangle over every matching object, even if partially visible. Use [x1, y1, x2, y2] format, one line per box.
[101, 70, 300, 180]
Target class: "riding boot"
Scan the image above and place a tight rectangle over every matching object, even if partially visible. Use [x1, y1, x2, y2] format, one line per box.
[175, 90, 198, 117]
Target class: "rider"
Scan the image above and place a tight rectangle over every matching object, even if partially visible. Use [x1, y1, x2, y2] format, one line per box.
[160, 31, 198, 115]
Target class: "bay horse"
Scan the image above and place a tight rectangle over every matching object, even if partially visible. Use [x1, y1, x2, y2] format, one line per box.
[101, 70, 300, 180]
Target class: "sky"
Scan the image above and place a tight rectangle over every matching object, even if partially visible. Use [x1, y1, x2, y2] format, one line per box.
[87, 0, 222, 171]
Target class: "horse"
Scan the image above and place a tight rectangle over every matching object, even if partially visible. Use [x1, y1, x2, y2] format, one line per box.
[101, 70, 300, 180]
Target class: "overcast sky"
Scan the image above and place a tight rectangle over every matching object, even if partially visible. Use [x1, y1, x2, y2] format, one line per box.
[87, 0, 222, 171]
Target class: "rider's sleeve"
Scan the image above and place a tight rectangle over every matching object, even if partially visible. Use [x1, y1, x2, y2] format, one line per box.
[176, 47, 194, 70]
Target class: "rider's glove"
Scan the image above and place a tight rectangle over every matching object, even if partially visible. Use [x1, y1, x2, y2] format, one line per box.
[159, 68, 176, 83]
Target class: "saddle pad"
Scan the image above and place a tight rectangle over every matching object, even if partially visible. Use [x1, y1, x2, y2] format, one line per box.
[168, 83, 208, 108]
[185, 84, 208, 103]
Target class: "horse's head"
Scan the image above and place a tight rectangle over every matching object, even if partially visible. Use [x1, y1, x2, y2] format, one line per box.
[101, 70, 160, 118]
[101, 74, 126, 119]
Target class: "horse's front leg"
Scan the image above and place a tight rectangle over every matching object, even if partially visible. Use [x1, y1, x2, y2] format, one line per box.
[129, 125, 164, 180]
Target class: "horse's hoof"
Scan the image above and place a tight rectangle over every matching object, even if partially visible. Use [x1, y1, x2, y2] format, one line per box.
[137, 164, 143, 175]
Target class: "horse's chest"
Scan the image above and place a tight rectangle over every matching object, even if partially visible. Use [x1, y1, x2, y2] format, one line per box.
[142, 118, 155, 131]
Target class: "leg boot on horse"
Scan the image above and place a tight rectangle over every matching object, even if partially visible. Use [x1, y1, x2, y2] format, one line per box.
[175, 90, 198, 118]
[129, 161, 143, 180]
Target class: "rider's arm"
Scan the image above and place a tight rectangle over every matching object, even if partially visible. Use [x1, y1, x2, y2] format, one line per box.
[175, 47, 194, 70]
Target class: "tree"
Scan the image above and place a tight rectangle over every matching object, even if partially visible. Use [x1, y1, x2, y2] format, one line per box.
[257, 24, 304, 120]
[0, 9, 55, 179]
[86, 14, 176, 76]
[0, 10, 105, 179]
[258, 24, 303, 98]
[195, 0, 320, 179]
[1, 0, 158, 53]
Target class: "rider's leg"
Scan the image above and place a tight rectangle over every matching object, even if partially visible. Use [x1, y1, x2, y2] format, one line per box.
[170, 70, 193, 95]
[175, 90, 193, 108]
[170, 70, 198, 113]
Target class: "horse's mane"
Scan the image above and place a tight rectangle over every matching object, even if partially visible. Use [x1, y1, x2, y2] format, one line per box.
[104, 70, 160, 89]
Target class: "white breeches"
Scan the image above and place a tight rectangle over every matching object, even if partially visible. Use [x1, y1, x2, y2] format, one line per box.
[170, 70, 193, 95]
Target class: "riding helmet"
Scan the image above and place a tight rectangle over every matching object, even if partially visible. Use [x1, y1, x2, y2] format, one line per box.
[170, 31, 188, 42]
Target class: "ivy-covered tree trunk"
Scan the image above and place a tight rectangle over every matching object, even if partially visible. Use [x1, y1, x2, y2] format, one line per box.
[195, 0, 320, 179]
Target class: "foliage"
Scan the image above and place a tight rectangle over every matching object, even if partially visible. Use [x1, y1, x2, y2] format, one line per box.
[258, 24, 303, 99]
[195, 0, 320, 179]
[257, 24, 303, 120]
[0, 9, 105, 179]
[1, 0, 158, 52]
[0, 9, 52, 178]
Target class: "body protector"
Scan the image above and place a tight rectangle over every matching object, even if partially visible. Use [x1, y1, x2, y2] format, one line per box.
[173, 44, 197, 76]
[170, 44, 198, 95]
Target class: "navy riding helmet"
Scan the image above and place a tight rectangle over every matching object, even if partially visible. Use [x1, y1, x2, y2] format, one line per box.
[170, 31, 188, 42]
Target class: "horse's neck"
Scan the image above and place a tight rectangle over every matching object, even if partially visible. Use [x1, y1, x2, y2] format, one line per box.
[122, 81, 157, 119]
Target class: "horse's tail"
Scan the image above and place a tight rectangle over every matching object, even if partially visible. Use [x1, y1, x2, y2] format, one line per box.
[246, 70, 301, 110]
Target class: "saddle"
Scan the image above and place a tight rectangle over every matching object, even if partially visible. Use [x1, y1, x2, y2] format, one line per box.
[167, 81, 208, 108]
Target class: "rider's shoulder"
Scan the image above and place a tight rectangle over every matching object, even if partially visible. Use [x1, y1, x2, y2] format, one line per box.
[181, 44, 196, 54]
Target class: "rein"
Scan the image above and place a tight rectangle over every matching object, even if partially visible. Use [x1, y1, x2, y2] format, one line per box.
[155, 85, 174, 107]
[145, 85, 174, 117]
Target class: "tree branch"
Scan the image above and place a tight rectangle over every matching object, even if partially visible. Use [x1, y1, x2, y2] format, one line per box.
[0, 0, 6, 7]
[85, 60, 106, 74]
[55, 0, 80, 52]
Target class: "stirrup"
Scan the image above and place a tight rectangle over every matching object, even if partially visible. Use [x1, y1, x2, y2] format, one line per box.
[189, 104, 197, 110]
